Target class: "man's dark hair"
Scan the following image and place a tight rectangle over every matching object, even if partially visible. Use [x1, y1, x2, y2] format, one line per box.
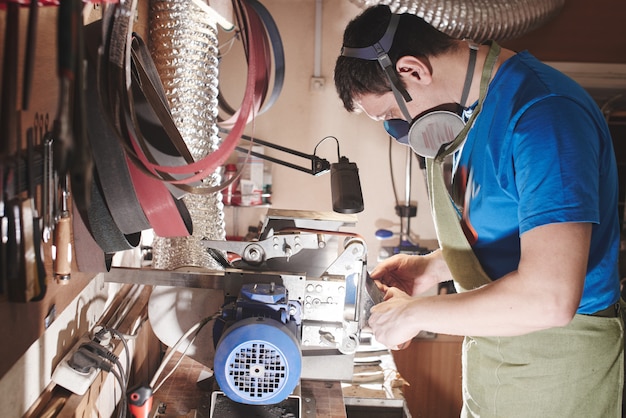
[334, 5, 457, 111]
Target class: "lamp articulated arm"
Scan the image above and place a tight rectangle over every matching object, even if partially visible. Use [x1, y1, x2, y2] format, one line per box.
[235, 134, 331, 176]
[225, 131, 363, 214]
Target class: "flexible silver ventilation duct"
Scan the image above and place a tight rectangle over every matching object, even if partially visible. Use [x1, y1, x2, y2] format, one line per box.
[149, 0, 226, 270]
[348, 0, 566, 42]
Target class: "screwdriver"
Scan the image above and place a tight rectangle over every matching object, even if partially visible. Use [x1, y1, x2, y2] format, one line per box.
[53, 174, 71, 283]
[128, 385, 153, 418]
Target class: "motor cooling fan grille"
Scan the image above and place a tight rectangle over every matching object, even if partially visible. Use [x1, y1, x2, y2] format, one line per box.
[229, 342, 287, 399]
[214, 316, 302, 405]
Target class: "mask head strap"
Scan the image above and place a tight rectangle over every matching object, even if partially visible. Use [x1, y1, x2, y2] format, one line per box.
[341, 14, 412, 105]
[460, 42, 479, 108]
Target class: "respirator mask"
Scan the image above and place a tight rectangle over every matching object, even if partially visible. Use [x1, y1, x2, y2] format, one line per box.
[341, 13, 479, 158]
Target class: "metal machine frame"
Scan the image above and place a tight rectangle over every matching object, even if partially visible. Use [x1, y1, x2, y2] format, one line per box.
[104, 209, 382, 412]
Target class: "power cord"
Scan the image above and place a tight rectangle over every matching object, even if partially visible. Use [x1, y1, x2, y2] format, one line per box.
[62, 313, 219, 417]
[66, 328, 130, 418]
[100, 326, 132, 384]
[149, 310, 221, 393]
[313, 135, 341, 162]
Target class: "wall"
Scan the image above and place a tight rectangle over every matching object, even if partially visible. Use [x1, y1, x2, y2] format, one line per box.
[219, 0, 438, 268]
[1, 0, 624, 415]
[221, 0, 626, 264]
[218, 3, 626, 418]
[501, 0, 626, 63]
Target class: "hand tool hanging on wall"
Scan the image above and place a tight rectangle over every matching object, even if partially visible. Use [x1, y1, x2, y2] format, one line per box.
[69, 0, 93, 216]
[52, 0, 74, 183]
[19, 127, 40, 301]
[41, 114, 56, 244]
[22, 0, 40, 111]
[1, 1, 28, 302]
[28, 124, 47, 300]
[51, 0, 75, 280]
[1, 168, 5, 295]
[0, 2, 20, 293]
[0, 0, 20, 295]
[53, 0, 93, 219]
[4, 167, 23, 301]
[53, 173, 71, 283]
[7, 116, 36, 302]
[1, 1, 19, 158]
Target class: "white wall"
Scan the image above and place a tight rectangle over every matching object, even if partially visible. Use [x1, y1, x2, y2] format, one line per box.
[0, 277, 121, 416]
[219, 0, 437, 266]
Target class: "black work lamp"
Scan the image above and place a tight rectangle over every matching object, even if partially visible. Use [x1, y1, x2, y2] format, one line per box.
[233, 133, 364, 214]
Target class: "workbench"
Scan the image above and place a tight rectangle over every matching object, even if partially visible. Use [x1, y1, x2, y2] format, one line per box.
[150, 335, 409, 418]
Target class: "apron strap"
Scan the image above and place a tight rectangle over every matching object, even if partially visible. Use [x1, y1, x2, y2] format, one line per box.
[426, 42, 500, 292]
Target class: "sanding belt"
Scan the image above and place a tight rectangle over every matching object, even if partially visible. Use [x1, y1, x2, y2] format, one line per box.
[218, 0, 284, 121]
[426, 42, 500, 292]
[121, 0, 281, 191]
[72, 18, 148, 272]
[72, 0, 282, 271]
[122, 0, 268, 188]
[118, 0, 285, 195]
[72, 14, 151, 273]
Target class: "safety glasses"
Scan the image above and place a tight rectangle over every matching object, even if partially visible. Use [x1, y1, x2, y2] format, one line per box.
[383, 118, 411, 145]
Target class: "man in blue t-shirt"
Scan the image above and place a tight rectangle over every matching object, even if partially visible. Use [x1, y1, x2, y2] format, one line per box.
[335, 5, 623, 417]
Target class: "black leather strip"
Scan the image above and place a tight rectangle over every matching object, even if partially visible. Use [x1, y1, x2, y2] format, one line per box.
[87, 173, 141, 254]
[72, 199, 112, 273]
[121, 0, 267, 189]
[84, 21, 151, 235]
[93, 2, 192, 237]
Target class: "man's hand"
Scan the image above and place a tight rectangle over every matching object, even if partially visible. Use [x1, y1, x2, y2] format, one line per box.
[370, 251, 446, 296]
[368, 287, 421, 349]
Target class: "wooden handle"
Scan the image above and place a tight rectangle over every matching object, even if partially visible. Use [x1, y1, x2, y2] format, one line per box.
[54, 213, 71, 283]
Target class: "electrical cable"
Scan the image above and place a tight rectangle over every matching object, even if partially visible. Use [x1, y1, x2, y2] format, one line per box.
[108, 367, 127, 418]
[71, 340, 128, 418]
[313, 135, 341, 162]
[114, 356, 127, 387]
[218, 32, 239, 57]
[87, 327, 131, 418]
[149, 310, 222, 392]
[387, 135, 428, 245]
[108, 326, 131, 383]
[388, 136, 400, 206]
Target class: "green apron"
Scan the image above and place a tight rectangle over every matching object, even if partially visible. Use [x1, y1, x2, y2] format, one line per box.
[426, 42, 624, 417]
[461, 314, 623, 418]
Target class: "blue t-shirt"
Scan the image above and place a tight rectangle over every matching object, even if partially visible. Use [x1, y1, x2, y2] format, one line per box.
[453, 51, 620, 314]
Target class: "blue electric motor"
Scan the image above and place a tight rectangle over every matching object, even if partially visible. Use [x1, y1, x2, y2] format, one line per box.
[213, 283, 302, 405]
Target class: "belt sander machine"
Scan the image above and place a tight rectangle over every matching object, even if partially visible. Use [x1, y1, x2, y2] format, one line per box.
[135, 209, 383, 415]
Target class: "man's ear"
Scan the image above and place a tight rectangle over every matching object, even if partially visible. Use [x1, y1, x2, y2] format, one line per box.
[396, 56, 432, 85]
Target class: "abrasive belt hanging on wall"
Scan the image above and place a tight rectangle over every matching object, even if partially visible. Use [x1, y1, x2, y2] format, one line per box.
[99, 0, 196, 239]
[95, 0, 283, 195]
[125, 0, 281, 190]
[217, 0, 285, 123]
[71, 13, 151, 270]
[146, 0, 285, 270]
[76, 0, 192, 266]
[73, 0, 283, 265]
